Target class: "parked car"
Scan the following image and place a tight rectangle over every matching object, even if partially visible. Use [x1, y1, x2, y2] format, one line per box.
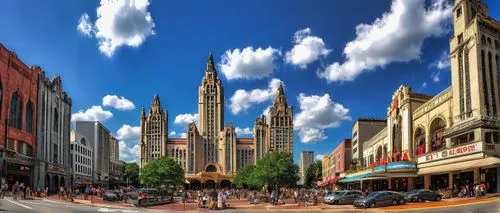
[353, 191, 405, 208]
[323, 190, 364, 204]
[137, 188, 160, 205]
[103, 190, 119, 201]
[405, 189, 442, 202]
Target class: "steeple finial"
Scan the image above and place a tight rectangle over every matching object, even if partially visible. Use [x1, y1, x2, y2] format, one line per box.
[141, 106, 146, 118]
[152, 94, 160, 105]
[206, 52, 216, 74]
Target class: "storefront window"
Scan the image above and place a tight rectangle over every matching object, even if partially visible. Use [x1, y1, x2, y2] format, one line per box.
[391, 178, 408, 192]
[480, 168, 498, 193]
[415, 176, 424, 189]
[431, 174, 449, 190]
[451, 132, 475, 146]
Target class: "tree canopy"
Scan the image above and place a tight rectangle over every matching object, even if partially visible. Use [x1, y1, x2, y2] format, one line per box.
[234, 164, 256, 188]
[304, 160, 322, 187]
[139, 157, 184, 188]
[250, 151, 299, 191]
[122, 162, 140, 187]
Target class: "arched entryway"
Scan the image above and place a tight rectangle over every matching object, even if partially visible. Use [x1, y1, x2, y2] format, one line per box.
[376, 146, 383, 160]
[60, 177, 65, 188]
[52, 175, 59, 194]
[414, 128, 426, 155]
[220, 180, 231, 188]
[206, 165, 217, 172]
[430, 118, 446, 151]
[190, 180, 201, 189]
[204, 180, 216, 188]
[45, 174, 50, 191]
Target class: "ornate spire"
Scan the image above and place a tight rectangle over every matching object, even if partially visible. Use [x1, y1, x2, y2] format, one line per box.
[274, 82, 287, 106]
[152, 94, 160, 105]
[141, 106, 146, 118]
[205, 52, 217, 79]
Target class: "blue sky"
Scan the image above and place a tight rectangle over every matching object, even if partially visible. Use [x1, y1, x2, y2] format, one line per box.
[1, 0, 499, 164]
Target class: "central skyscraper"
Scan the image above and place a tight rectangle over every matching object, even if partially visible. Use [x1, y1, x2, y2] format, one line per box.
[198, 53, 224, 164]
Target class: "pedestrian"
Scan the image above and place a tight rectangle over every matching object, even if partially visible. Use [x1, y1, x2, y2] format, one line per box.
[294, 189, 298, 203]
[12, 182, 19, 200]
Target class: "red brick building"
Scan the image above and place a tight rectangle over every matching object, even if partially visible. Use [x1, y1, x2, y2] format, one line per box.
[321, 139, 352, 186]
[0, 43, 40, 186]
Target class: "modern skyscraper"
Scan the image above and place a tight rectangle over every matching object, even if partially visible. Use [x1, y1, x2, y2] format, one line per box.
[300, 151, 314, 184]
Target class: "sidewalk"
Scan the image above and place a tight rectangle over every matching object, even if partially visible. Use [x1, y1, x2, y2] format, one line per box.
[40, 193, 499, 211]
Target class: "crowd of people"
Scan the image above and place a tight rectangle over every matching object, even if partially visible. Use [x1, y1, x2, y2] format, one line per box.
[0, 182, 32, 200]
[453, 181, 488, 198]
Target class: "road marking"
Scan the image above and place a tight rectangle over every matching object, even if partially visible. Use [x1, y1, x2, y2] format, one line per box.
[97, 208, 120, 212]
[5, 198, 33, 209]
[43, 199, 64, 204]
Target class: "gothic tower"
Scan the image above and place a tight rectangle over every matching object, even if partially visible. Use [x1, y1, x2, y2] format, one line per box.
[198, 53, 224, 164]
[140, 95, 168, 168]
[268, 83, 294, 153]
[253, 115, 269, 161]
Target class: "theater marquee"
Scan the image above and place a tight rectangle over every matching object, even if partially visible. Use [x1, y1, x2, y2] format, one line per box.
[418, 142, 483, 164]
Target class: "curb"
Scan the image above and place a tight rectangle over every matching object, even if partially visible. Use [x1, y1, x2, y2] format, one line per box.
[379, 197, 499, 212]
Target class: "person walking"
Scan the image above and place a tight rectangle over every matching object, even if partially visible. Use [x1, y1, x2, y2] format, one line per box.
[12, 182, 19, 200]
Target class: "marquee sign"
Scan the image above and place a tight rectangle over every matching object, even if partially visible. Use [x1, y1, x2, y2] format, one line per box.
[417, 142, 483, 164]
[386, 161, 416, 172]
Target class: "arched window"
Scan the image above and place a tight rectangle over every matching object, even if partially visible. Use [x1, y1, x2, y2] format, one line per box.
[80, 138, 86, 145]
[481, 35, 486, 45]
[26, 101, 34, 133]
[487, 37, 492, 47]
[53, 108, 59, 132]
[430, 118, 446, 151]
[376, 146, 383, 160]
[9, 91, 22, 129]
[415, 128, 426, 155]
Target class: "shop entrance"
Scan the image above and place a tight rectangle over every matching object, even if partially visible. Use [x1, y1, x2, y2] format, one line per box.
[371, 179, 388, 191]
[391, 178, 408, 192]
[431, 174, 449, 191]
[414, 176, 424, 189]
[480, 168, 497, 193]
[453, 171, 474, 189]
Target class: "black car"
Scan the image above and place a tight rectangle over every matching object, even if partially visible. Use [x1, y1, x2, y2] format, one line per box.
[353, 191, 405, 208]
[405, 189, 442, 202]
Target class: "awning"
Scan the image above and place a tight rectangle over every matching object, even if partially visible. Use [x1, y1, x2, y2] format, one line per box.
[339, 173, 370, 183]
[328, 176, 339, 184]
[418, 157, 500, 175]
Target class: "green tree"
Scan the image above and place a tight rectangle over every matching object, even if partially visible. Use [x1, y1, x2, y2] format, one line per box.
[234, 165, 255, 188]
[139, 157, 184, 189]
[304, 160, 322, 187]
[122, 162, 140, 187]
[250, 151, 299, 191]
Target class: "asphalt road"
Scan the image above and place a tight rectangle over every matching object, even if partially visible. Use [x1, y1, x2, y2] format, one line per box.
[0, 197, 498, 212]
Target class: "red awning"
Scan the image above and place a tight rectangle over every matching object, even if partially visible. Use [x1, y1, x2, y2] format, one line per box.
[328, 176, 339, 184]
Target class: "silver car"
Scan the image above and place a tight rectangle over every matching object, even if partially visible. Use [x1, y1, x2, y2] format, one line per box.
[323, 190, 364, 204]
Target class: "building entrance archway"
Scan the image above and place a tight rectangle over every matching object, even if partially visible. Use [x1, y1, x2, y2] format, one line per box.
[220, 180, 231, 188]
[204, 180, 216, 188]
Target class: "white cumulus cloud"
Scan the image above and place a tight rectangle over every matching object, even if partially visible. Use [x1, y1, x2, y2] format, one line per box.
[77, 13, 93, 37]
[119, 141, 139, 163]
[315, 154, 325, 161]
[235, 127, 253, 136]
[318, 0, 452, 82]
[71, 106, 113, 122]
[220, 46, 281, 80]
[77, 0, 156, 57]
[116, 124, 140, 141]
[229, 78, 282, 114]
[430, 51, 451, 69]
[174, 113, 198, 126]
[169, 131, 177, 136]
[179, 132, 187, 138]
[103, 95, 135, 110]
[285, 28, 331, 69]
[294, 93, 351, 143]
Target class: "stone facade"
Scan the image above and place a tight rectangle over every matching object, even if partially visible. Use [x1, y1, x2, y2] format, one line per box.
[140, 53, 294, 188]
[34, 72, 72, 194]
[300, 151, 314, 184]
[351, 119, 386, 168]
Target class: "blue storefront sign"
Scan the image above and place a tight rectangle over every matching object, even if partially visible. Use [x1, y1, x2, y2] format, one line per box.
[373, 165, 385, 173]
[386, 161, 416, 172]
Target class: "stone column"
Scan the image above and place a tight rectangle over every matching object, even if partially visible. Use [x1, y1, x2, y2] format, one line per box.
[408, 177, 415, 190]
[474, 168, 480, 184]
[448, 172, 453, 189]
[424, 175, 431, 189]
